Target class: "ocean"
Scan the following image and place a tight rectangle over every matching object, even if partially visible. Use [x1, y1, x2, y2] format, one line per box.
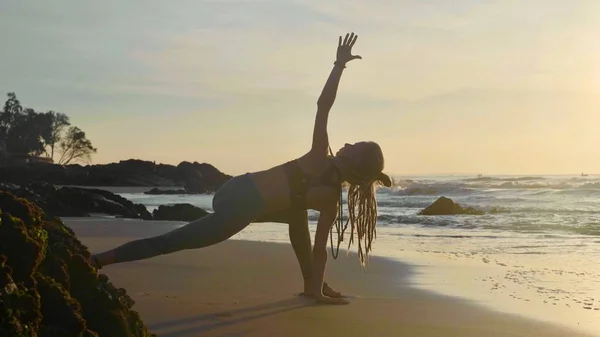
[117, 174, 600, 333]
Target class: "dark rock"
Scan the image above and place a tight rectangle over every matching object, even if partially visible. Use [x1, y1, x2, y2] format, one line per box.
[488, 207, 501, 214]
[0, 158, 232, 193]
[55, 187, 151, 219]
[418, 196, 485, 215]
[133, 204, 154, 220]
[0, 191, 156, 336]
[0, 182, 152, 219]
[176, 161, 231, 193]
[152, 203, 209, 222]
[144, 187, 190, 195]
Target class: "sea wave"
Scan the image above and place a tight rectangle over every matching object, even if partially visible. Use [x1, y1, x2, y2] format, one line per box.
[119, 174, 600, 238]
[461, 176, 547, 182]
[383, 179, 600, 197]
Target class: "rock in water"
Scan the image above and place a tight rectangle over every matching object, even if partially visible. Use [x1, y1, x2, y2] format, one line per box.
[0, 191, 156, 337]
[143, 188, 189, 195]
[418, 196, 484, 215]
[152, 203, 209, 222]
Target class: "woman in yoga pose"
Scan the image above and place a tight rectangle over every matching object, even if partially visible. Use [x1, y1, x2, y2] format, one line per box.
[90, 32, 391, 305]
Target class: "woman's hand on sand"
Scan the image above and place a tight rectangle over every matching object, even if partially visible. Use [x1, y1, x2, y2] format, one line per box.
[336, 32, 362, 65]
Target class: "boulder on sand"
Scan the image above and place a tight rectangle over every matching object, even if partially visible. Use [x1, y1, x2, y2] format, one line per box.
[152, 203, 210, 222]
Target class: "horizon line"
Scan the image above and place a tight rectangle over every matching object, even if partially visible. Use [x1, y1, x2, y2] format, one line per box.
[80, 158, 596, 177]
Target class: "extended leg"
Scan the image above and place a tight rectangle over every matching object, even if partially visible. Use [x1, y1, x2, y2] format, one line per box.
[94, 211, 253, 268]
[93, 173, 265, 268]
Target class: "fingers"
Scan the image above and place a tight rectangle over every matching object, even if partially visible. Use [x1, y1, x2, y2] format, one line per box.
[339, 32, 359, 47]
[349, 33, 358, 47]
[351, 55, 362, 60]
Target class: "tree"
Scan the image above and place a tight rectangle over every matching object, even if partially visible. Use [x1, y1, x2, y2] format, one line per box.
[41, 111, 70, 159]
[57, 126, 97, 165]
[0, 92, 97, 163]
[0, 93, 54, 156]
[10, 108, 51, 156]
[0, 92, 23, 143]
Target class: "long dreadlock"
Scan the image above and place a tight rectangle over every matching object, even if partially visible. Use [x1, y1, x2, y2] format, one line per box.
[328, 145, 382, 267]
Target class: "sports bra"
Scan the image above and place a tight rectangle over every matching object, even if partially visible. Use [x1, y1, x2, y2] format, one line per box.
[282, 158, 341, 210]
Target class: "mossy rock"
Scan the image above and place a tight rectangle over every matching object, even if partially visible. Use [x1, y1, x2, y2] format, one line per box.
[0, 191, 156, 337]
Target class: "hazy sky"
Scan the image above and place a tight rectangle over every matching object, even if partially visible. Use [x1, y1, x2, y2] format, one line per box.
[1, 0, 599, 176]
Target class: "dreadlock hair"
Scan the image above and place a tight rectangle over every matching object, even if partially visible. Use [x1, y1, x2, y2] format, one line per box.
[331, 141, 389, 267]
[345, 178, 379, 267]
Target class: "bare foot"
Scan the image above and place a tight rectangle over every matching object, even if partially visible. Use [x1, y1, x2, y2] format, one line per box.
[323, 283, 343, 298]
[88, 255, 102, 272]
[300, 282, 344, 298]
[315, 295, 349, 305]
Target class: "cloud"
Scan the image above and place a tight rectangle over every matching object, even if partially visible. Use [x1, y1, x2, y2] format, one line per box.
[2, 0, 599, 174]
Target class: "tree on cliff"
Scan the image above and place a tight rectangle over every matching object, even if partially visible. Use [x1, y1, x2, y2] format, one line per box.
[41, 111, 71, 159]
[57, 126, 97, 165]
[0, 92, 22, 130]
[0, 92, 95, 164]
[0, 94, 48, 156]
[0, 92, 23, 151]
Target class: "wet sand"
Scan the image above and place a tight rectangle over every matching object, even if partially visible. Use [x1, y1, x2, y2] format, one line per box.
[66, 217, 591, 337]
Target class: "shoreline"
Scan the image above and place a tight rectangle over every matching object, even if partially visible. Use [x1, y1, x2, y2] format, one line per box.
[65, 217, 594, 337]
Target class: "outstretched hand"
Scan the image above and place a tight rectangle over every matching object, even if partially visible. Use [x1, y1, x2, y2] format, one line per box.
[336, 32, 361, 65]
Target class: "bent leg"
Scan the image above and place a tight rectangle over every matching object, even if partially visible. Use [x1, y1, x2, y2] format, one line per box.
[255, 209, 342, 297]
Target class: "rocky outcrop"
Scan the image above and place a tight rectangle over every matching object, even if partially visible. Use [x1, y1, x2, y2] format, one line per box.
[152, 203, 209, 222]
[144, 188, 189, 195]
[418, 196, 485, 215]
[0, 182, 152, 219]
[0, 159, 232, 193]
[0, 191, 156, 336]
[176, 161, 231, 193]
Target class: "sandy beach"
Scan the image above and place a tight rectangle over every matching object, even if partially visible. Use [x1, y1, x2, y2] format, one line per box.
[66, 217, 593, 337]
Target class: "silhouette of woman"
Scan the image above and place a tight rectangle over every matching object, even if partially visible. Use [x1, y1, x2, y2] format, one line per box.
[90, 33, 391, 305]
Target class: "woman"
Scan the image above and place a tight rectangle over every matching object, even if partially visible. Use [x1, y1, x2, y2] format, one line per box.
[90, 32, 391, 305]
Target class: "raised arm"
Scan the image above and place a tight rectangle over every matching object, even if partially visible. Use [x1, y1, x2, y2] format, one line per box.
[311, 33, 362, 155]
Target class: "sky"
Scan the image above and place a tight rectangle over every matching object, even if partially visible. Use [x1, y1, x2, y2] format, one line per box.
[1, 0, 599, 176]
